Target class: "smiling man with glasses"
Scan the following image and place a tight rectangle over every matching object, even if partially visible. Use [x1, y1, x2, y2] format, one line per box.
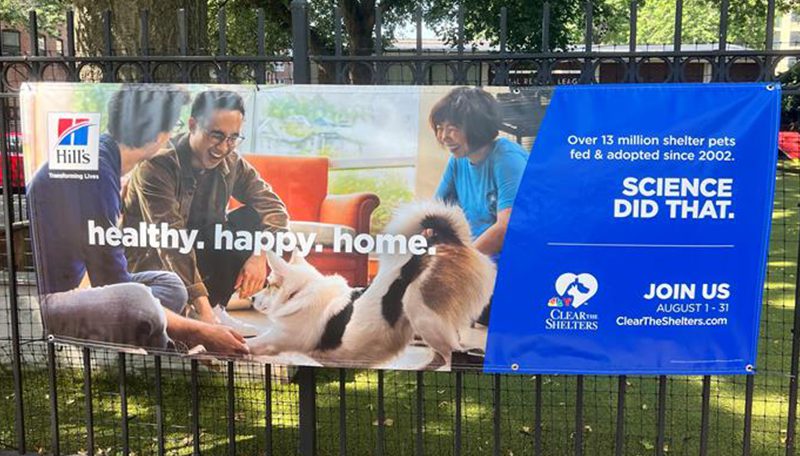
[203, 128, 245, 147]
[122, 90, 289, 338]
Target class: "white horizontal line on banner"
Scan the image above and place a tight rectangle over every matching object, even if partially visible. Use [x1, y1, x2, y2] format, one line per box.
[547, 242, 735, 248]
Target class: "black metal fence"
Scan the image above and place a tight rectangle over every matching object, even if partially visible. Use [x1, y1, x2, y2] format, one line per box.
[1, 1, 799, 455]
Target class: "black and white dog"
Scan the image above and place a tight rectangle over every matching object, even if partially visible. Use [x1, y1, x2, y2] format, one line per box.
[246, 201, 496, 368]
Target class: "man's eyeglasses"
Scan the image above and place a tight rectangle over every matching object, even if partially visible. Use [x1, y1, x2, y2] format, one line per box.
[203, 128, 245, 148]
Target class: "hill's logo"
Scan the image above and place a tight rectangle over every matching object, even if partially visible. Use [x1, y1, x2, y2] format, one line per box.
[546, 273, 599, 331]
[48, 113, 101, 172]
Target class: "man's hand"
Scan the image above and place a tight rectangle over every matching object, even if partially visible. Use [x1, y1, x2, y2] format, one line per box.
[164, 309, 249, 356]
[235, 254, 267, 299]
[193, 296, 218, 324]
[195, 324, 250, 356]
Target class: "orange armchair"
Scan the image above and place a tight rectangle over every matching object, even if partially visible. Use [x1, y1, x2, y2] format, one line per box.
[242, 154, 380, 287]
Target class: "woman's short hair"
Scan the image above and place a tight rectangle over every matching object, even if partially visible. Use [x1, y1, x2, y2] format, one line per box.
[429, 87, 501, 150]
[107, 86, 189, 148]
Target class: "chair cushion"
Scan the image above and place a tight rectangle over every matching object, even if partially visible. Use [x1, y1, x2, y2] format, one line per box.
[290, 221, 356, 247]
[242, 155, 329, 221]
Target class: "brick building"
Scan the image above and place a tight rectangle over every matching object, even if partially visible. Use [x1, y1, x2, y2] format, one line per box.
[0, 23, 66, 57]
[0, 21, 68, 90]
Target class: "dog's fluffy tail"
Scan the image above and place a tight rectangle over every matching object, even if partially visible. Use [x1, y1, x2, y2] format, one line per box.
[383, 200, 473, 246]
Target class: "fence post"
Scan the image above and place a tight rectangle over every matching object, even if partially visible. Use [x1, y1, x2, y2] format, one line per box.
[47, 340, 59, 456]
[581, 1, 594, 83]
[291, 0, 311, 84]
[102, 10, 113, 82]
[764, 0, 776, 81]
[671, 0, 683, 82]
[291, 3, 315, 453]
[628, 0, 638, 83]
[785, 206, 800, 455]
[256, 9, 266, 85]
[191, 359, 200, 456]
[298, 367, 317, 456]
[0, 82, 26, 455]
[83, 348, 95, 455]
[28, 10, 40, 79]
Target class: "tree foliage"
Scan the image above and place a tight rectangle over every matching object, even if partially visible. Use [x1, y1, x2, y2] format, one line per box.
[0, 0, 69, 35]
[3, 0, 615, 63]
[205, 0, 412, 56]
[780, 66, 800, 127]
[603, 0, 800, 48]
[7, 0, 800, 55]
[204, 0, 607, 82]
[213, 0, 608, 56]
[425, 0, 618, 52]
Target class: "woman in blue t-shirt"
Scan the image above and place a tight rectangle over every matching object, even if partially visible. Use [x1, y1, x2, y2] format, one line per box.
[430, 87, 529, 324]
[431, 87, 528, 259]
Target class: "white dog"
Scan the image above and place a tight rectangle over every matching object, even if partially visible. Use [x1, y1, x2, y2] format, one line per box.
[246, 201, 496, 368]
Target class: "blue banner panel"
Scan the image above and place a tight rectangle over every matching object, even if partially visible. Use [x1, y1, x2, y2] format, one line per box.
[485, 83, 780, 375]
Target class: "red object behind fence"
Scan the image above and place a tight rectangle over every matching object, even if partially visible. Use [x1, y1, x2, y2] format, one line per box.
[0, 132, 25, 192]
[779, 131, 800, 160]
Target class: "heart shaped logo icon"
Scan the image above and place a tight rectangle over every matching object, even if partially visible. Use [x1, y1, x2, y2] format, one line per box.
[555, 273, 598, 309]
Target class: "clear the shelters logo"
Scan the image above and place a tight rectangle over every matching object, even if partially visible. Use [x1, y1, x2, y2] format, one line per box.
[47, 112, 101, 174]
[545, 273, 599, 331]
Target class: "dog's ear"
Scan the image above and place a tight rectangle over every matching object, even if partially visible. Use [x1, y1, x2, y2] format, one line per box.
[290, 249, 308, 266]
[265, 249, 290, 277]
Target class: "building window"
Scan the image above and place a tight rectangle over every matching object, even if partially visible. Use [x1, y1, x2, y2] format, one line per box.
[55, 38, 63, 55]
[37, 36, 46, 53]
[791, 32, 800, 47]
[273, 62, 286, 72]
[1, 30, 21, 56]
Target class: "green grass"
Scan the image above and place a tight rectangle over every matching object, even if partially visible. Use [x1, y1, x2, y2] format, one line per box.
[1, 162, 799, 456]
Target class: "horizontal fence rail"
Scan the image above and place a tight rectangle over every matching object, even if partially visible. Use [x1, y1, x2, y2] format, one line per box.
[0, 1, 799, 455]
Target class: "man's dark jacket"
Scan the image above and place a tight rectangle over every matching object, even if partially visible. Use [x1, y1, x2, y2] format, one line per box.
[122, 133, 289, 301]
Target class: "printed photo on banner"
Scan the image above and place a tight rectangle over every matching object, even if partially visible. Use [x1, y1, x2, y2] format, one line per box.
[20, 83, 546, 370]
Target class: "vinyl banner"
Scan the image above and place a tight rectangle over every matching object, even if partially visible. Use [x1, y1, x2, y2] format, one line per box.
[20, 83, 778, 374]
[486, 84, 780, 375]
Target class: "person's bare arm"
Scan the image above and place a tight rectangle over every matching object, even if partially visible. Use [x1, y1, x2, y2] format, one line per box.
[473, 208, 512, 257]
[191, 296, 217, 324]
[164, 308, 249, 355]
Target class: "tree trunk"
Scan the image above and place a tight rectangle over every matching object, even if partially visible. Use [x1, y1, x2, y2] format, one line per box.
[73, 0, 208, 82]
[342, 0, 375, 84]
